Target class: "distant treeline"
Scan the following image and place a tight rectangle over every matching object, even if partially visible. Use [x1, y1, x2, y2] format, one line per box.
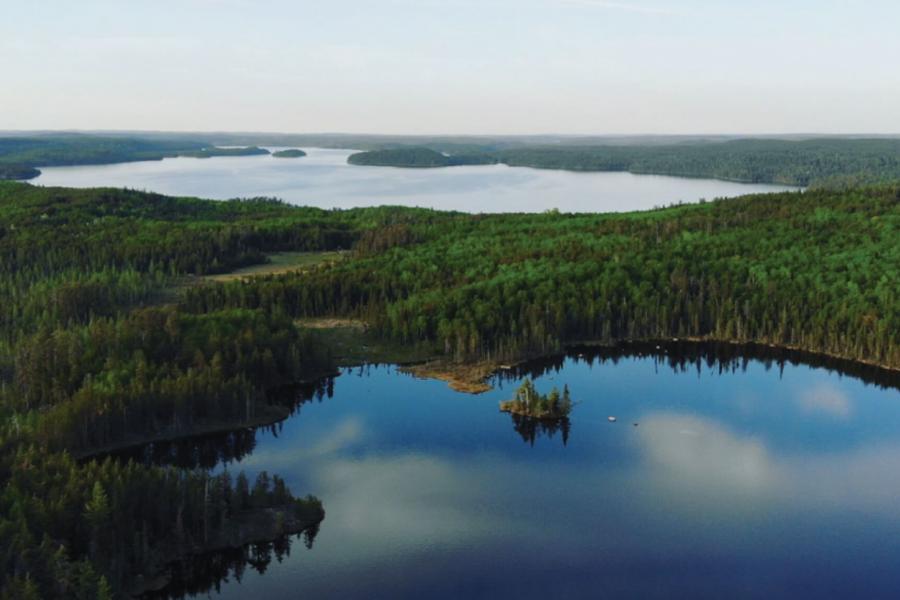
[347, 138, 900, 188]
[5, 133, 900, 187]
[348, 147, 495, 168]
[0, 135, 270, 180]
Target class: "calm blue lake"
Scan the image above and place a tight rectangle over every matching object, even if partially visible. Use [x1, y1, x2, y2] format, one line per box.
[32, 148, 797, 213]
[134, 344, 900, 599]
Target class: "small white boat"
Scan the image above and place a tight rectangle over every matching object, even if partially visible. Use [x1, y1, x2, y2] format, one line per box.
[608, 416, 617, 423]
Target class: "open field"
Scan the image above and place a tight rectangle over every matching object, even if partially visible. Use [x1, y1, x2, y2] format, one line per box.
[296, 317, 440, 367]
[204, 251, 344, 282]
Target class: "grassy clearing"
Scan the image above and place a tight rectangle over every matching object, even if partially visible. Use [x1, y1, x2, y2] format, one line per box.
[204, 251, 343, 283]
[296, 318, 438, 367]
[294, 318, 502, 392]
[155, 251, 344, 304]
[401, 361, 500, 394]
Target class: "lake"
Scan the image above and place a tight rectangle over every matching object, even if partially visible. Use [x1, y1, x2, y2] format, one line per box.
[125, 343, 900, 599]
[32, 148, 798, 213]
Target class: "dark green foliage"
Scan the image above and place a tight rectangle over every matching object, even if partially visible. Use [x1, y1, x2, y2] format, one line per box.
[0, 183, 344, 598]
[500, 378, 573, 418]
[494, 139, 900, 187]
[348, 146, 497, 168]
[11, 306, 328, 453]
[1, 178, 898, 597]
[346, 138, 900, 187]
[0, 182, 358, 349]
[0, 450, 321, 599]
[272, 149, 307, 158]
[184, 186, 900, 369]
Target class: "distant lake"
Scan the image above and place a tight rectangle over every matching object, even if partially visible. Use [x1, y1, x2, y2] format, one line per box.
[119, 344, 900, 599]
[32, 148, 798, 213]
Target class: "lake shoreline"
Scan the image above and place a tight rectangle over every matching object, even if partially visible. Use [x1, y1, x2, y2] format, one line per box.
[30, 147, 798, 214]
[85, 334, 899, 464]
[130, 503, 325, 598]
[76, 368, 341, 461]
[399, 336, 900, 395]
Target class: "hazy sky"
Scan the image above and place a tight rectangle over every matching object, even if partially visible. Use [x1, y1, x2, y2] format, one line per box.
[2, 0, 899, 134]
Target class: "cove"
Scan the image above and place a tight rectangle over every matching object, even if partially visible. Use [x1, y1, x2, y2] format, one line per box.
[120, 343, 900, 599]
[31, 148, 798, 213]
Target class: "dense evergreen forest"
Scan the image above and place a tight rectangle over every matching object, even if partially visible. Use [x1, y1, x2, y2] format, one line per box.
[347, 139, 900, 188]
[1, 179, 898, 597]
[185, 187, 899, 369]
[0, 182, 375, 598]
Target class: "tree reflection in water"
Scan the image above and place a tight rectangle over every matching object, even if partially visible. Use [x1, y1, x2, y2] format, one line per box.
[509, 413, 571, 446]
[495, 340, 900, 448]
[98, 376, 336, 469]
[142, 526, 320, 599]
[493, 340, 900, 393]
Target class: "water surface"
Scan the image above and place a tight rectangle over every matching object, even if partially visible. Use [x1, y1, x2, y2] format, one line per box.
[33, 148, 797, 213]
[134, 344, 900, 599]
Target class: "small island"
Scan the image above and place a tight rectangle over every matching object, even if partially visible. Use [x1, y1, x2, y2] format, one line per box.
[272, 148, 307, 158]
[347, 146, 496, 168]
[500, 378, 573, 419]
[180, 146, 271, 159]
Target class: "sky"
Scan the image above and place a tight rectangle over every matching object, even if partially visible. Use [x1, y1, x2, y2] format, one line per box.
[2, 0, 899, 135]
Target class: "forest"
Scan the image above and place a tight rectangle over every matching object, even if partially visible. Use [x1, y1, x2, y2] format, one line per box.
[499, 379, 573, 419]
[493, 138, 900, 188]
[0, 182, 373, 598]
[184, 186, 900, 369]
[1, 180, 898, 597]
[346, 138, 900, 188]
[0, 135, 269, 180]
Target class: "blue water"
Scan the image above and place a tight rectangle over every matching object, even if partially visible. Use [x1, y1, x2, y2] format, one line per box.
[171, 348, 900, 599]
[32, 148, 797, 214]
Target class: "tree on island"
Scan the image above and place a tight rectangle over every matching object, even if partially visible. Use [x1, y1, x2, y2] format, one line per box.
[500, 378, 572, 419]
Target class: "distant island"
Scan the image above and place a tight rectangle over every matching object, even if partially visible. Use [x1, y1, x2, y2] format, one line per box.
[500, 379, 573, 420]
[180, 146, 270, 159]
[347, 146, 496, 168]
[272, 148, 307, 158]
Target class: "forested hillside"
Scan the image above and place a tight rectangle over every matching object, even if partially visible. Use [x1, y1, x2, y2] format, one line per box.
[494, 139, 900, 188]
[342, 138, 900, 188]
[185, 187, 900, 369]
